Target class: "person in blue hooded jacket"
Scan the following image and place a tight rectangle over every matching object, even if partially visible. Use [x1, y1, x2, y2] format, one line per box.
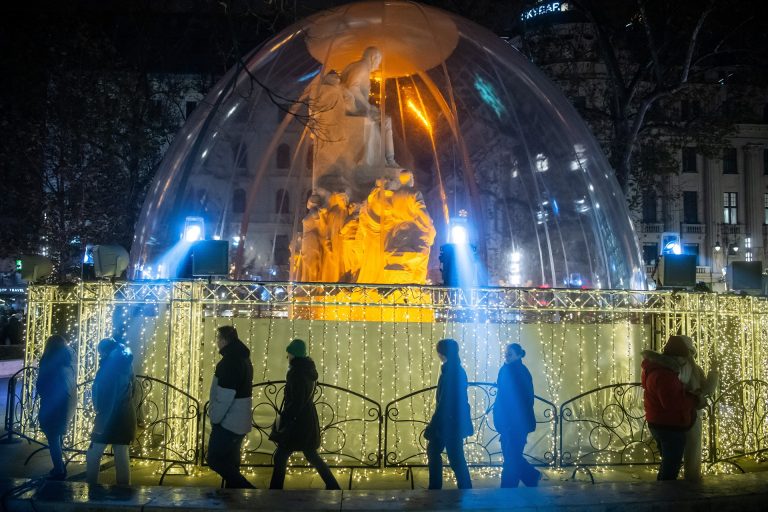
[36, 334, 76, 480]
[86, 337, 136, 485]
[425, 338, 473, 489]
[493, 343, 541, 488]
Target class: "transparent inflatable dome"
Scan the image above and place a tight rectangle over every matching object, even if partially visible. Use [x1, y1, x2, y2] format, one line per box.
[130, 0, 645, 289]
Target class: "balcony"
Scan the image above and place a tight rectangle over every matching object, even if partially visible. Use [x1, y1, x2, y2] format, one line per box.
[682, 224, 705, 235]
[721, 224, 744, 236]
[640, 223, 663, 234]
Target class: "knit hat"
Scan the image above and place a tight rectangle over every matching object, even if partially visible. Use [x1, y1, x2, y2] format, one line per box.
[662, 335, 690, 357]
[286, 339, 307, 358]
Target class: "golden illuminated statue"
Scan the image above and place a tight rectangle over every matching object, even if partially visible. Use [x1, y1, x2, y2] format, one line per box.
[356, 178, 392, 283]
[300, 194, 327, 282]
[381, 170, 435, 284]
[339, 203, 362, 282]
[321, 192, 351, 282]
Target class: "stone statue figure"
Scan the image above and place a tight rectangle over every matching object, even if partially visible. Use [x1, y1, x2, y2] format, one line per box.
[339, 203, 362, 282]
[321, 192, 351, 282]
[309, 47, 399, 200]
[356, 178, 393, 283]
[288, 233, 303, 281]
[299, 194, 327, 282]
[382, 170, 435, 284]
[340, 46, 398, 168]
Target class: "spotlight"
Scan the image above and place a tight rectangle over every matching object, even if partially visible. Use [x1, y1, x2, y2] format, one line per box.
[450, 224, 468, 244]
[183, 216, 205, 242]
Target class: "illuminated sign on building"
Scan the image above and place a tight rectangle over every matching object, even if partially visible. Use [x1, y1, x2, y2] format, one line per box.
[520, 2, 570, 21]
[0, 287, 25, 294]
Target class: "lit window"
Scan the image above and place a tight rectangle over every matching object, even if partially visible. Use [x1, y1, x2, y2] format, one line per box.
[723, 192, 737, 225]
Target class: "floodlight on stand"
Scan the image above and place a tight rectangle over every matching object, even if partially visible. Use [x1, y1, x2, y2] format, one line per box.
[450, 225, 468, 244]
[183, 216, 205, 242]
[660, 232, 681, 255]
[448, 216, 469, 244]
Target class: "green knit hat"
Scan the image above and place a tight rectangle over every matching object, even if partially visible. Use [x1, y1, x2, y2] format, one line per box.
[286, 339, 307, 358]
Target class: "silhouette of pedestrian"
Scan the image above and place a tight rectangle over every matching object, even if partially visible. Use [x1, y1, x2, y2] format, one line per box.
[86, 338, 136, 485]
[493, 343, 541, 487]
[36, 335, 76, 480]
[206, 326, 255, 488]
[269, 339, 340, 490]
[425, 338, 473, 489]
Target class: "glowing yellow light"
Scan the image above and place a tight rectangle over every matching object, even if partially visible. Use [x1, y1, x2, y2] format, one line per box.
[407, 98, 432, 132]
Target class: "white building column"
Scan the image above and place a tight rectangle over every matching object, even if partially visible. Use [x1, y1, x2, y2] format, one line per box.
[704, 156, 722, 269]
[743, 144, 764, 259]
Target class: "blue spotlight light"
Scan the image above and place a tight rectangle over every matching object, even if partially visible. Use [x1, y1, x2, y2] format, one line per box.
[183, 216, 205, 242]
[450, 224, 468, 245]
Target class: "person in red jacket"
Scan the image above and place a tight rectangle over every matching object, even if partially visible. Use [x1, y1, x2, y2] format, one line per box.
[641, 335, 699, 480]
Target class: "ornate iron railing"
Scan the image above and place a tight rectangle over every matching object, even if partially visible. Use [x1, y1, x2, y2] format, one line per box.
[3, 367, 201, 483]
[6, 369, 768, 482]
[383, 382, 557, 469]
[559, 383, 658, 472]
[201, 380, 382, 469]
[709, 379, 768, 471]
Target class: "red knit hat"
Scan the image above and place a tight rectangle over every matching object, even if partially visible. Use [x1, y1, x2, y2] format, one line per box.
[662, 335, 690, 357]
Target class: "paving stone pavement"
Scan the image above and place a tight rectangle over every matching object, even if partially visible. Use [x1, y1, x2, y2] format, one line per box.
[3, 472, 768, 511]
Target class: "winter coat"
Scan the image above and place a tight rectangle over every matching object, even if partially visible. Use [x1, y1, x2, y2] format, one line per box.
[37, 346, 77, 436]
[493, 360, 536, 436]
[271, 356, 321, 451]
[208, 338, 253, 435]
[91, 345, 137, 445]
[641, 350, 698, 430]
[426, 358, 473, 441]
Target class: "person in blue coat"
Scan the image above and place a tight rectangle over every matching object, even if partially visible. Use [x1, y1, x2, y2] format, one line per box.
[86, 338, 136, 485]
[36, 335, 77, 480]
[425, 338, 473, 489]
[493, 343, 541, 487]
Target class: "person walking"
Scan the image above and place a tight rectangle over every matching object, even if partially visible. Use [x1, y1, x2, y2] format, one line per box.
[86, 338, 136, 485]
[36, 335, 76, 480]
[425, 338, 473, 490]
[206, 325, 255, 488]
[641, 335, 699, 481]
[268, 339, 340, 490]
[493, 343, 542, 488]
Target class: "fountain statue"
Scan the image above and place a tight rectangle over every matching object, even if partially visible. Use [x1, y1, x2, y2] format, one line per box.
[310, 47, 399, 200]
[299, 194, 327, 282]
[321, 192, 351, 282]
[382, 170, 436, 284]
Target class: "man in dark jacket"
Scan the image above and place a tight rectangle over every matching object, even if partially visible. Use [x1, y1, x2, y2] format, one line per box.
[642, 335, 699, 480]
[493, 343, 541, 488]
[268, 339, 340, 489]
[425, 338, 473, 489]
[207, 326, 254, 488]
